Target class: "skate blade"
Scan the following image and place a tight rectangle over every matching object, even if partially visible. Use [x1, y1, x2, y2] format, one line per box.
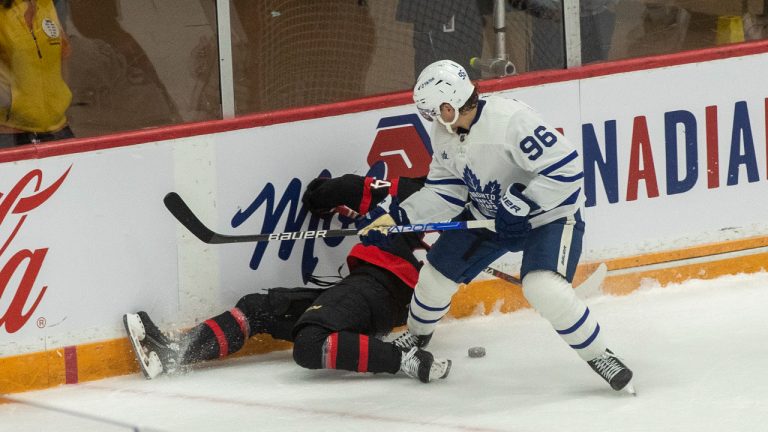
[123, 314, 163, 379]
[123, 313, 146, 341]
[440, 359, 452, 380]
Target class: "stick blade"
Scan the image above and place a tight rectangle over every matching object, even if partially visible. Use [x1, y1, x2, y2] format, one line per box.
[163, 192, 217, 243]
[574, 262, 608, 299]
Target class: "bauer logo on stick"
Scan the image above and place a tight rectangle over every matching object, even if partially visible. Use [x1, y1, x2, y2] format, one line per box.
[268, 230, 328, 241]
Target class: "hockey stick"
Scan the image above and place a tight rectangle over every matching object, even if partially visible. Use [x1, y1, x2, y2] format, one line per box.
[163, 192, 495, 244]
[572, 262, 608, 299]
[336, 204, 608, 298]
[334, 202, 610, 297]
[165, 193, 609, 297]
[483, 262, 608, 300]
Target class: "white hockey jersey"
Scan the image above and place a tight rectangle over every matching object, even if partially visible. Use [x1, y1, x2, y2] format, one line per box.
[400, 95, 585, 229]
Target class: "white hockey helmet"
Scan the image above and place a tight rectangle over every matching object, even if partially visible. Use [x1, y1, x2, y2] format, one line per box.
[413, 60, 475, 133]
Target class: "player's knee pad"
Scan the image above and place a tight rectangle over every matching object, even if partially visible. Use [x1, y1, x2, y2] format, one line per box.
[522, 271, 580, 321]
[291, 325, 328, 370]
[522, 270, 605, 361]
[407, 262, 458, 336]
[237, 288, 322, 341]
[294, 326, 386, 372]
[266, 288, 323, 317]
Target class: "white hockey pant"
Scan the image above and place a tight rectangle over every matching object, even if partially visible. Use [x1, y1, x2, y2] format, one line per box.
[523, 270, 606, 361]
[407, 261, 459, 336]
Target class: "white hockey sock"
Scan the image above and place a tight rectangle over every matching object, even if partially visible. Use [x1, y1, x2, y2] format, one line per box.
[407, 262, 459, 336]
[522, 270, 607, 361]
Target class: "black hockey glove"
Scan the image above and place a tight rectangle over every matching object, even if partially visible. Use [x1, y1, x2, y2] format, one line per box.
[301, 174, 390, 216]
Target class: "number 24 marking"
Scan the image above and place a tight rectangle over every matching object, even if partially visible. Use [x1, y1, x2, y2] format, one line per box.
[519, 126, 557, 160]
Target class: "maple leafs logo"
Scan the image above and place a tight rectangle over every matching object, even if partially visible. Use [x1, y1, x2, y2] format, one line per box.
[484, 180, 501, 198]
[463, 166, 481, 191]
[463, 167, 501, 196]
[463, 167, 502, 217]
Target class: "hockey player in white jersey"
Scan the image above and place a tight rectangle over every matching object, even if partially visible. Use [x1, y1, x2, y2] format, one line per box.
[358, 60, 634, 393]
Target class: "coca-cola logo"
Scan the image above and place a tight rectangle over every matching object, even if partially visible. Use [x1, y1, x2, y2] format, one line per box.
[0, 167, 70, 334]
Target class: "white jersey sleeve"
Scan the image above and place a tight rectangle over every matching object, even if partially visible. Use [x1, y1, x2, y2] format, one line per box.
[399, 154, 468, 224]
[505, 105, 584, 224]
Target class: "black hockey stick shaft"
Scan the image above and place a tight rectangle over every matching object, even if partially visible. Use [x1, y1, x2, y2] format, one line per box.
[163, 192, 494, 244]
[482, 266, 521, 285]
[164, 193, 607, 296]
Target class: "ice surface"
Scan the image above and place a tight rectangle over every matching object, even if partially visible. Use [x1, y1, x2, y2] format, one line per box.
[2, 272, 767, 432]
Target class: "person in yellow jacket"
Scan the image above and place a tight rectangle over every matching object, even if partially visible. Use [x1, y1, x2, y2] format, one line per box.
[0, 0, 74, 147]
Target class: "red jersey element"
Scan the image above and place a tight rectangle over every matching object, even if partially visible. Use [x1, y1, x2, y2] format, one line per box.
[359, 176, 374, 215]
[388, 178, 400, 198]
[204, 319, 229, 358]
[346, 244, 418, 288]
[230, 307, 250, 339]
[358, 334, 369, 373]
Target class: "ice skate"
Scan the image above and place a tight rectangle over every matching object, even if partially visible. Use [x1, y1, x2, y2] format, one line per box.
[392, 330, 432, 351]
[123, 311, 182, 379]
[399, 347, 451, 383]
[588, 349, 635, 394]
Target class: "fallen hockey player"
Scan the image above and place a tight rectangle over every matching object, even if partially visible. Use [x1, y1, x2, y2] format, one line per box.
[124, 174, 452, 383]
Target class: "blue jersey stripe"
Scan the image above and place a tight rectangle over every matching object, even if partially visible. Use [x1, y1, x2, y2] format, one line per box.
[413, 293, 451, 312]
[426, 178, 466, 186]
[437, 192, 467, 207]
[528, 189, 581, 218]
[539, 150, 579, 176]
[409, 310, 444, 324]
[558, 189, 581, 206]
[546, 172, 584, 183]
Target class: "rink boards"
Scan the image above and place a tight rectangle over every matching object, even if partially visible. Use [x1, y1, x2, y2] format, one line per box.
[1, 41, 767, 393]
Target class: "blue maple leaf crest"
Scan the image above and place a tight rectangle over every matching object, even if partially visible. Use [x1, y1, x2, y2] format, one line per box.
[463, 167, 502, 217]
[484, 180, 501, 197]
[463, 167, 481, 191]
[463, 167, 501, 196]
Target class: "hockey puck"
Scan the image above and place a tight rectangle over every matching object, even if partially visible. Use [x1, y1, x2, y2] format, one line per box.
[468, 346, 486, 358]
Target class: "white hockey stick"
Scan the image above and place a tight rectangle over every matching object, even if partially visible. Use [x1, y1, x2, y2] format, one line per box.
[573, 262, 608, 299]
[484, 262, 608, 300]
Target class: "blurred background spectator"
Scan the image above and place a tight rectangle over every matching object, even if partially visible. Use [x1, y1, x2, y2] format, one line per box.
[0, 0, 761, 142]
[0, 0, 74, 147]
[64, 0, 181, 137]
[396, 0, 491, 80]
[509, 0, 618, 70]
